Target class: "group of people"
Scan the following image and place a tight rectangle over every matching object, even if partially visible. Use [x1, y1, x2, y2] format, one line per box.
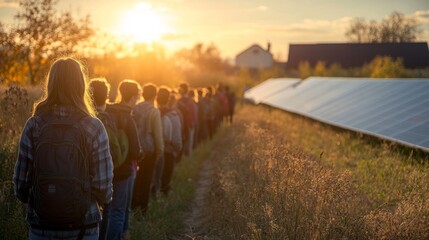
[13, 57, 236, 240]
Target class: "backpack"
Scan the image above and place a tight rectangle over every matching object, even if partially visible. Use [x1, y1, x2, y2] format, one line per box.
[177, 97, 194, 132]
[133, 103, 155, 155]
[97, 111, 129, 169]
[164, 110, 183, 154]
[31, 111, 91, 226]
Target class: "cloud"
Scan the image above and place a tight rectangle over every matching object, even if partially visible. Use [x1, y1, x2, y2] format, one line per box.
[0, 0, 19, 8]
[415, 10, 429, 18]
[413, 10, 429, 24]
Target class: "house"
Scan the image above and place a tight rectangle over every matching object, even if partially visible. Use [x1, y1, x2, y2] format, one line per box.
[235, 43, 273, 69]
[286, 42, 429, 69]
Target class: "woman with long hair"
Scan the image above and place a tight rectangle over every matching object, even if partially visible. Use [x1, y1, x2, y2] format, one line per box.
[14, 57, 113, 240]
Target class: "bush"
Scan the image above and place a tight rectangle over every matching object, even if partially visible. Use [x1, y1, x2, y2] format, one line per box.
[368, 56, 406, 78]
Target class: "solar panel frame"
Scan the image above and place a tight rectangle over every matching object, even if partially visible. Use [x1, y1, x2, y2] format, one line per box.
[244, 78, 300, 104]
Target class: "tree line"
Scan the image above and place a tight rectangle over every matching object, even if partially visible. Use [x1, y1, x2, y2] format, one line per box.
[345, 12, 422, 43]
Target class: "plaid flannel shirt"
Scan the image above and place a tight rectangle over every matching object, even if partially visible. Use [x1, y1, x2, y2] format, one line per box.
[13, 106, 113, 226]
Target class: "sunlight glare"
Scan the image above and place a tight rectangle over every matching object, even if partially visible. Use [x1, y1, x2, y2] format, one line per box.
[117, 3, 166, 43]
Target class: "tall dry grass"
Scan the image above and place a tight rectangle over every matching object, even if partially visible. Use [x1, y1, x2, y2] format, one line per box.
[0, 85, 42, 239]
[202, 105, 429, 239]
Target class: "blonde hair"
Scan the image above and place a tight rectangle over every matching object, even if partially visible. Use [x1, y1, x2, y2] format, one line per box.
[33, 57, 96, 117]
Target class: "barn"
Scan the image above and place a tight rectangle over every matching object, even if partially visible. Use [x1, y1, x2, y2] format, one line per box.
[286, 42, 429, 69]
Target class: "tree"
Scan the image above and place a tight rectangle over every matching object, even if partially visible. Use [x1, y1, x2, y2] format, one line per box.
[0, 23, 28, 84]
[369, 56, 405, 78]
[3, 0, 94, 84]
[298, 61, 311, 80]
[174, 43, 228, 72]
[314, 61, 327, 76]
[345, 18, 368, 43]
[345, 12, 421, 43]
[379, 12, 421, 42]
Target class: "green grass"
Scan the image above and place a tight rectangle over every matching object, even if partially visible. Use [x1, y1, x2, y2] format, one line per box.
[129, 128, 226, 239]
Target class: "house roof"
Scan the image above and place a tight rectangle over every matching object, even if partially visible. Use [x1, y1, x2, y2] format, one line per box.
[236, 44, 273, 58]
[286, 42, 429, 69]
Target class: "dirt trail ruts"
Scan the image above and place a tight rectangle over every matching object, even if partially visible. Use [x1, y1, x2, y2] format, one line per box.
[172, 151, 217, 240]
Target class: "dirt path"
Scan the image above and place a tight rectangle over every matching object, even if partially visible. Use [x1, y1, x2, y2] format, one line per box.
[173, 151, 217, 240]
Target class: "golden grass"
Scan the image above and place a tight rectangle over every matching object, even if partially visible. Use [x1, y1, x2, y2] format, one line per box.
[202, 104, 429, 239]
[0, 86, 39, 239]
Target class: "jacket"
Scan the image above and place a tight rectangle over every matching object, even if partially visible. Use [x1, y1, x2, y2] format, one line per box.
[133, 101, 164, 158]
[105, 103, 142, 182]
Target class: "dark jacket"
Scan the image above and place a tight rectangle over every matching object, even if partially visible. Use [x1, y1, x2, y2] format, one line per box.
[106, 103, 142, 182]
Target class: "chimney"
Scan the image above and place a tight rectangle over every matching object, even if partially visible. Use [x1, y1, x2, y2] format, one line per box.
[267, 41, 271, 52]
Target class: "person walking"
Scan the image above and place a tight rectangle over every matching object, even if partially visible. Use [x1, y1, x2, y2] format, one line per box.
[132, 83, 164, 213]
[225, 86, 236, 123]
[177, 83, 196, 157]
[90, 79, 142, 240]
[14, 58, 113, 240]
[157, 87, 183, 195]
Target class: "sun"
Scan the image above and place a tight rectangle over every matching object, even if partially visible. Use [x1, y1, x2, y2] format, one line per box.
[117, 3, 166, 43]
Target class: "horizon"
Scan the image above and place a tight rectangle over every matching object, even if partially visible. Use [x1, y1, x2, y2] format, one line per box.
[0, 0, 428, 61]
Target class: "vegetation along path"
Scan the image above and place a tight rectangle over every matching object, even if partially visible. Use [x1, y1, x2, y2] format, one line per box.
[174, 104, 429, 239]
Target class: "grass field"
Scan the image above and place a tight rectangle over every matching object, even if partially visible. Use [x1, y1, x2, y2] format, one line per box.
[1, 86, 429, 239]
[199, 104, 429, 239]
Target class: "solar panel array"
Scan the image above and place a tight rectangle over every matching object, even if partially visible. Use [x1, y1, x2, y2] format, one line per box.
[245, 77, 429, 152]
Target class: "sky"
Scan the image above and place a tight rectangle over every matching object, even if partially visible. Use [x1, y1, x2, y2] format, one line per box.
[0, 0, 428, 61]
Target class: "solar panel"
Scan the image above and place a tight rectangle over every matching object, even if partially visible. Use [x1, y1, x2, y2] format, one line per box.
[246, 77, 429, 152]
[243, 78, 300, 104]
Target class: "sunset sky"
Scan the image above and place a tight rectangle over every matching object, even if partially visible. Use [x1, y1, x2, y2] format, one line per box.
[0, 0, 428, 61]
